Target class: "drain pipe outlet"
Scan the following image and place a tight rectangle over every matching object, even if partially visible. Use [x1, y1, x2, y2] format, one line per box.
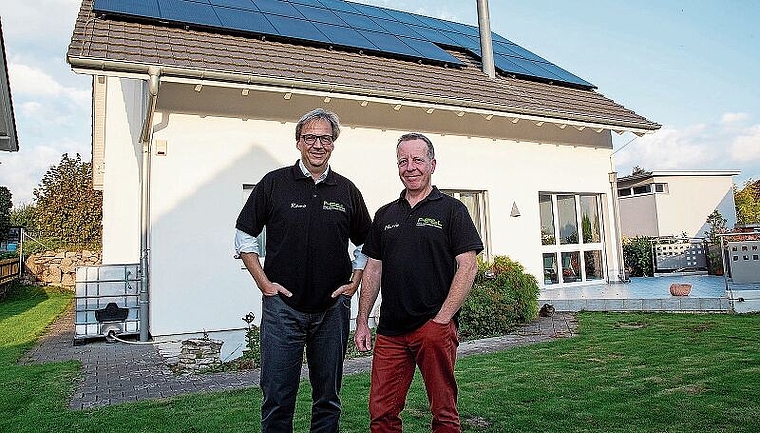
[139, 67, 160, 342]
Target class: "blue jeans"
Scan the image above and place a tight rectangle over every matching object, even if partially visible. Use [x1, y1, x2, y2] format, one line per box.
[260, 294, 351, 433]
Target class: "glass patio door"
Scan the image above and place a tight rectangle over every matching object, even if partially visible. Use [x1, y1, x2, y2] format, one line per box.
[540, 193, 605, 285]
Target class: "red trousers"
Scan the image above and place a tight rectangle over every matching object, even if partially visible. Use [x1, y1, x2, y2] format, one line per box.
[369, 320, 460, 433]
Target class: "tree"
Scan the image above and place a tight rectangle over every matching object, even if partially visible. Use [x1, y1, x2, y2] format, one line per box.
[705, 209, 727, 244]
[734, 179, 760, 225]
[10, 202, 37, 234]
[0, 186, 11, 239]
[32, 153, 102, 247]
[631, 166, 651, 176]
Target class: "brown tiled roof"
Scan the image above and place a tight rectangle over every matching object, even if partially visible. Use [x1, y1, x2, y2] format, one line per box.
[68, 0, 659, 132]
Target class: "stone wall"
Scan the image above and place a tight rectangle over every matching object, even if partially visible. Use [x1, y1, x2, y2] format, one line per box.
[22, 250, 101, 287]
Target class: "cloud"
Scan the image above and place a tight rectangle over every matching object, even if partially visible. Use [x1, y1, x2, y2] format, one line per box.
[614, 124, 714, 172]
[615, 114, 760, 180]
[728, 125, 760, 163]
[8, 62, 90, 107]
[721, 112, 750, 125]
[0, 138, 90, 206]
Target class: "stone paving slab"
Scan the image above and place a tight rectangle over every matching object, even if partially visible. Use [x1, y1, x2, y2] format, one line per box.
[21, 307, 576, 410]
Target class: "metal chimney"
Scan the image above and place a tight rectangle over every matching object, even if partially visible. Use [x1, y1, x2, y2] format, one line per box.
[476, 0, 496, 78]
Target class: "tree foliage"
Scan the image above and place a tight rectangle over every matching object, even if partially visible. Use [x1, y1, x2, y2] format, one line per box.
[705, 209, 727, 244]
[32, 153, 102, 247]
[9, 202, 37, 234]
[623, 236, 653, 277]
[0, 186, 11, 239]
[631, 166, 651, 176]
[734, 179, 760, 225]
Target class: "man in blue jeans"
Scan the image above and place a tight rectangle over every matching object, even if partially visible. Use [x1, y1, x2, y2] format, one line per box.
[235, 108, 372, 432]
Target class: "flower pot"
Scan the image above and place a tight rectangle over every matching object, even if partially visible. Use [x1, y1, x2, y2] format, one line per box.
[669, 283, 692, 296]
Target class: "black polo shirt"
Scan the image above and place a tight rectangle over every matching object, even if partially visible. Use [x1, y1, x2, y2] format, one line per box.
[236, 161, 372, 313]
[363, 187, 483, 336]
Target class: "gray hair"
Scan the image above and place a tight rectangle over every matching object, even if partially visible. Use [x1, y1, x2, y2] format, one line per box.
[295, 108, 341, 141]
[397, 132, 435, 160]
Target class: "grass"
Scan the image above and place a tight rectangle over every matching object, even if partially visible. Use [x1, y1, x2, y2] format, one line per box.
[1, 284, 759, 432]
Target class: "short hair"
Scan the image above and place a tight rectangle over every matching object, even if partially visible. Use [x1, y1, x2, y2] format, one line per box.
[397, 132, 435, 160]
[295, 108, 341, 141]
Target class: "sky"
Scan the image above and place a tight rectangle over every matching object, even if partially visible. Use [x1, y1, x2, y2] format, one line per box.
[1, 0, 759, 206]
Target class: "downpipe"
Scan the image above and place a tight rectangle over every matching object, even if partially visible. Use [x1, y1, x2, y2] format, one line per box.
[139, 67, 161, 341]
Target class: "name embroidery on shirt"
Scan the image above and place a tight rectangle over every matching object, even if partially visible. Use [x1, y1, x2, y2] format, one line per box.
[416, 217, 443, 229]
[291, 203, 306, 209]
[323, 201, 346, 213]
[384, 223, 400, 231]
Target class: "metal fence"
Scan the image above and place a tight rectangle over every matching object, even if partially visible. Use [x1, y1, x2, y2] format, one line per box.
[651, 237, 708, 275]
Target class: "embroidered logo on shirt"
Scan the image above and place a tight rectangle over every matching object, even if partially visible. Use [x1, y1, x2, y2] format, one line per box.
[416, 217, 443, 229]
[291, 203, 306, 209]
[323, 201, 346, 213]
[384, 223, 400, 231]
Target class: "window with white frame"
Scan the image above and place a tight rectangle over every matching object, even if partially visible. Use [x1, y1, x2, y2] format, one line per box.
[441, 189, 490, 259]
[539, 193, 605, 285]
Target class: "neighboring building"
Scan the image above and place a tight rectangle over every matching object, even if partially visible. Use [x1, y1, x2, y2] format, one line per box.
[0, 19, 19, 152]
[617, 170, 740, 238]
[67, 0, 659, 356]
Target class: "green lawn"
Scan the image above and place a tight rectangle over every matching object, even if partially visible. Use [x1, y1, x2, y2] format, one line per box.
[1, 285, 759, 432]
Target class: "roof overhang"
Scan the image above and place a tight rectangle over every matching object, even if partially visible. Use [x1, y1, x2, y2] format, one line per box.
[0, 20, 19, 152]
[69, 57, 657, 137]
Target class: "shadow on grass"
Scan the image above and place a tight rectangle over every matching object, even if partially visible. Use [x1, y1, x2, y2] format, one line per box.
[0, 284, 51, 322]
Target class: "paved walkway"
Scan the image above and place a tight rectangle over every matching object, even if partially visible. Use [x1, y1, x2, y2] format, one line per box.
[21, 307, 577, 410]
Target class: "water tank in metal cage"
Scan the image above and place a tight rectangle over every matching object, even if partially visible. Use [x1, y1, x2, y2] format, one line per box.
[74, 264, 140, 343]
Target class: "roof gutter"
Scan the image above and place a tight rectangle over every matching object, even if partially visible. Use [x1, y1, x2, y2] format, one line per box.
[68, 56, 660, 134]
[139, 66, 160, 342]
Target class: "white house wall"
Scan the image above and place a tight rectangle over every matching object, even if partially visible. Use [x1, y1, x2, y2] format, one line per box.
[100, 82, 623, 346]
[100, 77, 144, 264]
[619, 194, 659, 237]
[654, 175, 737, 237]
[619, 174, 737, 238]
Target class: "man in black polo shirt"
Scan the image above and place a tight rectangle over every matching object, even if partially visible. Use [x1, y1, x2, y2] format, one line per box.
[355, 132, 483, 433]
[235, 108, 372, 433]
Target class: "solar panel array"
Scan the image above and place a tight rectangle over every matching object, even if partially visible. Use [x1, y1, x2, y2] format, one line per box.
[92, 0, 594, 88]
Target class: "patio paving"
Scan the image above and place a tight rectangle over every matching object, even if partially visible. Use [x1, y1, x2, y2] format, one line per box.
[20, 306, 578, 410]
[539, 274, 736, 312]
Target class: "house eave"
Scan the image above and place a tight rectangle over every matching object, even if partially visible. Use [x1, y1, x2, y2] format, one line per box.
[69, 55, 659, 136]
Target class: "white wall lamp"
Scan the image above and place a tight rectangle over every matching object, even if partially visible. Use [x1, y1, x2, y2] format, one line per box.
[510, 201, 521, 217]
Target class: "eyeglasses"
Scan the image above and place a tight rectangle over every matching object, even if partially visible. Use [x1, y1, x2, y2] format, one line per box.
[300, 134, 334, 146]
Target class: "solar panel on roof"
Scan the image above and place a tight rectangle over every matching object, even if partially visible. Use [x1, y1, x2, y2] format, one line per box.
[264, 13, 332, 43]
[333, 11, 385, 33]
[315, 0, 358, 14]
[291, 3, 346, 27]
[92, 0, 593, 88]
[158, 0, 221, 27]
[356, 29, 421, 58]
[408, 25, 460, 47]
[399, 37, 461, 64]
[208, 0, 259, 12]
[348, 3, 394, 20]
[94, 0, 161, 19]
[311, 22, 376, 50]
[255, 0, 300, 16]
[290, 0, 324, 7]
[215, 7, 277, 34]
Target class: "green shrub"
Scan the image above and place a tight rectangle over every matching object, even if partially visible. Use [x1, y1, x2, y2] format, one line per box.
[227, 312, 262, 370]
[623, 236, 653, 277]
[459, 256, 539, 340]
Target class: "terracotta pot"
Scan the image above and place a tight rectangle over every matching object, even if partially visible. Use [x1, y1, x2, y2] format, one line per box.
[669, 283, 692, 296]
